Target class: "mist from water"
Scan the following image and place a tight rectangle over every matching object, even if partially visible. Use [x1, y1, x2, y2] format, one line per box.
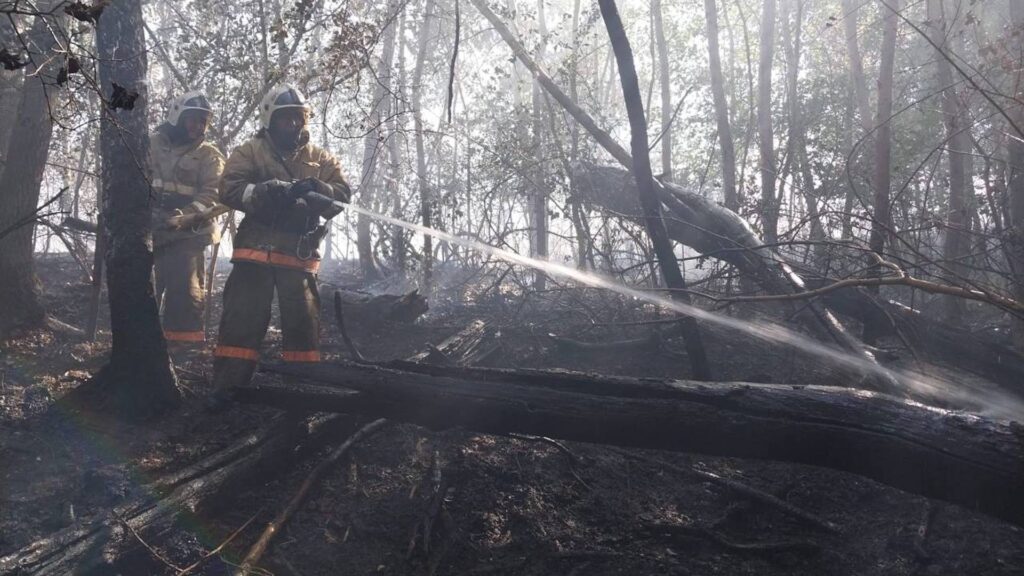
[346, 203, 1024, 422]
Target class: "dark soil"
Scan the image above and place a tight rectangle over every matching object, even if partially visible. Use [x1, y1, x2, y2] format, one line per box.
[1, 254, 1022, 575]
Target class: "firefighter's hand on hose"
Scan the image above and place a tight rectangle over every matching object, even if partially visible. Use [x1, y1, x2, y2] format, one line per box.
[295, 177, 351, 204]
[245, 179, 292, 212]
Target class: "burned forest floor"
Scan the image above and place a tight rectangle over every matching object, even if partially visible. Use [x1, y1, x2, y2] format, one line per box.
[1, 253, 1023, 575]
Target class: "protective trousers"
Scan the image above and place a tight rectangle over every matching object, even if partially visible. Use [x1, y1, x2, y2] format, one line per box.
[212, 262, 321, 391]
[155, 240, 206, 342]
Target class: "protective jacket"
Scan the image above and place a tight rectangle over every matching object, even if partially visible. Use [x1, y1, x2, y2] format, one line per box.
[149, 125, 225, 248]
[219, 132, 351, 273]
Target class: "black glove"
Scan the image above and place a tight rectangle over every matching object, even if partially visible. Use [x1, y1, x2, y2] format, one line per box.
[249, 179, 291, 211]
[289, 178, 319, 197]
[294, 177, 351, 204]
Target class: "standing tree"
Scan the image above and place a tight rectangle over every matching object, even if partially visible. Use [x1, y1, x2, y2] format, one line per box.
[596, 0, 712, 380]
[356, 4, 399, 282]
[927, 0, 972, 325]
[0, 8, 63, 335]
[652, 0, 673, 182]
[1009, 0, 1024, 351]
[75, 0, 181, 418]
[864, 0, 900, 344]
[757, 0, 778, 244]
[412, 0, 437, 290]
[705, 0, 739, 211]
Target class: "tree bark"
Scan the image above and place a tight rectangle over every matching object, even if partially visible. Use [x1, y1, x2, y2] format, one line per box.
[530, 0, 549, 291]
[413, 0, 437, 291]
[1009, 0, 1024, 352]
[839, 0, 873, 237]
[928, 0, 971, 326]
[597, 0, 711, 380]
[357, 4, 399, 282]
[864, 0, 900, 344]
[82, 0, 181, 418]
[0, 10, 62, 334]
[705, 0, 739, 211]
[757, 0, 778, 244]
[251, 360, 1024, 528]
[652, 0, 673, 182]
[840, 0, 874, 133]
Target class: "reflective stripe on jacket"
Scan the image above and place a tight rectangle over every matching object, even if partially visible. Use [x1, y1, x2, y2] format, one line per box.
[220, 133, 351, 268]
[149, 128, 226, 247]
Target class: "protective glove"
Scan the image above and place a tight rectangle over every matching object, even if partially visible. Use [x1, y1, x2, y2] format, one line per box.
[295, 177, 351, 204]
[245, 179, 291, 212]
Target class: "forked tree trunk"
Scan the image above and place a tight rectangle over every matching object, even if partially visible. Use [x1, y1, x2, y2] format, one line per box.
[597, 0, 711, 380]
[0, 10, 62, 334]
[79, 0, 181, 418]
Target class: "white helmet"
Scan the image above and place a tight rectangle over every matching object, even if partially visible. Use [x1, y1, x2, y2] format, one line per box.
[259, 84, 310, 130]
[165, 90, 212, 127]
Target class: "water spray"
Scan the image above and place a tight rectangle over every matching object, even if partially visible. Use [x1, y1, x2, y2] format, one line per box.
[343, 203, 1024, 421]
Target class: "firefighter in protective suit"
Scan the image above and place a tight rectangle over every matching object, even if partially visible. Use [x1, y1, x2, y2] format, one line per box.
[150, 91, 225, 344]
[211, 84, 352, 398]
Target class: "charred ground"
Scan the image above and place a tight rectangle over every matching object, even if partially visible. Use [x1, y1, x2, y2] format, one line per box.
[1, 254, 1022, 576]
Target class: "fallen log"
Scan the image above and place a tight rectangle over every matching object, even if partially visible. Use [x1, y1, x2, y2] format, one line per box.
[818, 285, 1024, 392]
[246, 360, 1024, 528]
[573, 164, 876, 363]
[333, 288, 429, 331]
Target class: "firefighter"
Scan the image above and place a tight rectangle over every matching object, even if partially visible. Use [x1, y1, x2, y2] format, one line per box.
[150, 90, 224, 346]
[211, 84, 352, 402]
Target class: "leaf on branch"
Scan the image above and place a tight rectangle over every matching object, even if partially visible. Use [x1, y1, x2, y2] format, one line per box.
[64, 0, 111, 24]
[108, 82, 138, 110]
[0, 47, 26, 71]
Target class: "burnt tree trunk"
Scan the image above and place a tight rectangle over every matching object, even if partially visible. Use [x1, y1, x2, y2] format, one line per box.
[250, 360, 1024, 529]
[597, 0, 710, 380]
[0, 10, 62, 334]
[80, 0, 180, 418]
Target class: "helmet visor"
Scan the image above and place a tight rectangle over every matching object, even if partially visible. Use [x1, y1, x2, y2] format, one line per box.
[182, 94, 211, 110]
[273, 89, 307, 108]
